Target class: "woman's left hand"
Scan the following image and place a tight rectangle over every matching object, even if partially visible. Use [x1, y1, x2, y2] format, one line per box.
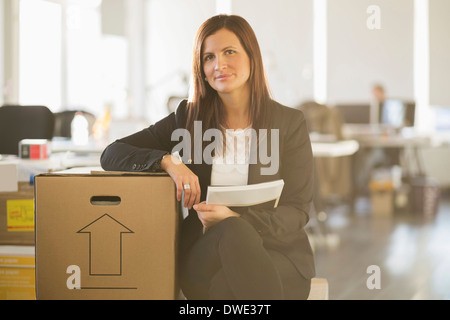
[193, 202, 240, 229]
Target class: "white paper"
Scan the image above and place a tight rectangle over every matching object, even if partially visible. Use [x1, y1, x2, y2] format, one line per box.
[0, 162, 18, 192]
[206, 179, 284, 207]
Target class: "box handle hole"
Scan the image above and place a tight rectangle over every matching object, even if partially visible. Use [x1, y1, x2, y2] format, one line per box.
[90, 196, 121, 206]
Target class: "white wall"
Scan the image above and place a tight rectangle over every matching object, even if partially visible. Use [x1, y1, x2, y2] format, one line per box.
[232, 0, 314, 108]
[145, 0, 215, 123]
[145, 0, 314, 123]
[327, 0, 414, 103]
[429, 0, 450, 107]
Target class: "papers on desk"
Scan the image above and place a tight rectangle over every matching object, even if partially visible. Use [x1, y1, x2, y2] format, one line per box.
[206, 179, 284, 208]
[0, 162, 18, 192]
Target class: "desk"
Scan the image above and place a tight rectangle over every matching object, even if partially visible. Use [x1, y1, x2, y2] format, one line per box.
[348, 134, 430, 149]
[2, 153, 102, 182]
[51, 137, 107, 154]
[341, 124, 435, 219]
[50, 138, 106, 170]
[342, 124, 431, 149]
[312, 140, 359, 158]
[0, 138, 106, 182]
[342, 126, 431, 178]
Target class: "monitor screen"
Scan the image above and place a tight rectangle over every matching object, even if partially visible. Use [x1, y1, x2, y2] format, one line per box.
[382, 99, 405, 128]
[335, 104, 371, 124]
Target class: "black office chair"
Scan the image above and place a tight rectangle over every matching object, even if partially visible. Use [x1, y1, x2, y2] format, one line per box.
[53, 110, 96, 138]
[0, 105, 55, 155]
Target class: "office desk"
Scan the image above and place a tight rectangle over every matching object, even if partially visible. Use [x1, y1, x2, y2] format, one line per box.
[50, 137, 108, 153]
[342, 126, 431, 176]
[342, 124, 431, 149]
[348, 134, 430, 149]
[0, 138, 106, 182]
[50, 138, 106, 170]
[341, 125, 434, 219]
[312, 140, 359, 157]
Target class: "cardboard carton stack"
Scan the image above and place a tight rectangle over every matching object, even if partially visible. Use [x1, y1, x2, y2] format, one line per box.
[0, 245, 35, 300]
[0, 162, 35, 245]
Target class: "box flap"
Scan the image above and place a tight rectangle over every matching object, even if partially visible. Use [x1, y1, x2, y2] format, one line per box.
[37, 170, 168, 177]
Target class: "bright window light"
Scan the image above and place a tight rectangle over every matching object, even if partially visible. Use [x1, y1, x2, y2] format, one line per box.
[19, 0, 62, 109]
[414, 0, 430, 134]
[216, 0, 231, 14]
[313, 0, 327, 104]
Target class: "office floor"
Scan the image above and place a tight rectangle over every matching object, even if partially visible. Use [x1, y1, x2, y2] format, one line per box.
[310, 190, 450, 300]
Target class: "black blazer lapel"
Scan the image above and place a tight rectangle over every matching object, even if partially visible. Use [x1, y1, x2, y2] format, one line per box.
[248, 126, 281, 185]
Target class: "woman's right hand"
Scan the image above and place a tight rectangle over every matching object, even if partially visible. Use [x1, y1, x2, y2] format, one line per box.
[161, 155, 201, 209]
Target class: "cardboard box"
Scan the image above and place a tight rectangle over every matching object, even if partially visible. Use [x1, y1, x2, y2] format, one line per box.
[369, 178, 395, 217]
[34, 172, 179, 300]
[371, 190, 394, 217]
[0, 245, 36, 300]
[0, 162, 18, 192]
[0, 182, 35, 245]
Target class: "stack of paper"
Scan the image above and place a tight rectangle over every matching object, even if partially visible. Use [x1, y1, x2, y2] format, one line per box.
[206, 179, 284, 207]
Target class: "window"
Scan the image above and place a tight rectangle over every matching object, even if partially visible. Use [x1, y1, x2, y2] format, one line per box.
[17, 0, 128, 119]
[19, 0, 62, 109]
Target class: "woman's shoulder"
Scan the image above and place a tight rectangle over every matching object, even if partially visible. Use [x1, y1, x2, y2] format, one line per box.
[173, 99, 189, 127]
[174, 99, 188, 114]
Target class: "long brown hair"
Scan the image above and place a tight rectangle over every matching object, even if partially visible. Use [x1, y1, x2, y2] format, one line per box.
[186, 14, 272, 149]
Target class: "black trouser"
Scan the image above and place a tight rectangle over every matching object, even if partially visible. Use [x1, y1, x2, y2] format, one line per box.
[179, 217, 311, 300]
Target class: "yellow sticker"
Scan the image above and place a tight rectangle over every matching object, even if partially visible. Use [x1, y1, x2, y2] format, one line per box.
[6, 200, 35, 232]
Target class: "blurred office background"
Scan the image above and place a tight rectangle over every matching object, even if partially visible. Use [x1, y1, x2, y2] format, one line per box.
[1, 0, 450, 299]
[2, 0, 450, 133]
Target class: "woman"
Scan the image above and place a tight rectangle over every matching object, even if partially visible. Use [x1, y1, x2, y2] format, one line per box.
[101, 14, 315, 300]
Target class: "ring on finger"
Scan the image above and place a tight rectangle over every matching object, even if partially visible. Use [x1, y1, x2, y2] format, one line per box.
[184, 184, 191, 190]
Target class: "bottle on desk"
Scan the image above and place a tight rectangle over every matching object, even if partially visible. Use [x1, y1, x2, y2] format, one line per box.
[71, 112, 89, 146]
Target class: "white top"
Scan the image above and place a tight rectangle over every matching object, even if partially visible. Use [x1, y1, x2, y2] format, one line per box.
[210, 127, 253, 186]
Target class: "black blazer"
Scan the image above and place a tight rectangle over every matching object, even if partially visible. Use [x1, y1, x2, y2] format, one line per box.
[101, 99, 315, 279]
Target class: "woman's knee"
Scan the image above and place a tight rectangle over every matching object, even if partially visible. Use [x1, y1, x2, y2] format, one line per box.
[213, 217, 259, 237]
[210, 217, 263, 249]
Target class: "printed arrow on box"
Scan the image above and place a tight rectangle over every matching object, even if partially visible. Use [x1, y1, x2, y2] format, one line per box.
[77, 214, 134, 276]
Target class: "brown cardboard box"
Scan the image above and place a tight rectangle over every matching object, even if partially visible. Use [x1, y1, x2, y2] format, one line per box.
[371, 190, 394, 217]
[0, 182, 35, 245]
[369, 179, 394, 217]
[34, 172, 179, 300]
[0, 245, 36, 300]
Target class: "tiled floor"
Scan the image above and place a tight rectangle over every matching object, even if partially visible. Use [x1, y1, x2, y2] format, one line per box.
[310, 190, 450, 300]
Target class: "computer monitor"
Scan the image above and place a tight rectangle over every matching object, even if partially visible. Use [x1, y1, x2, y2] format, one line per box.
[403, 101, 416, 127]
[335, 104, 371, 124]
[381, 99, 405, 128]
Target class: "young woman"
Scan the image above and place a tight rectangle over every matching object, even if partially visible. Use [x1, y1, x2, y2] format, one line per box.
[101, 14, 315, 300]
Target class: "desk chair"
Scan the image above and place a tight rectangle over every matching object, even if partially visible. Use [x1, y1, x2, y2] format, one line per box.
[0, 105, 55, 155]
[297, 101, 353, 201]
[53, 110, 96, 138]
[297, 101, 354, 248]
[167, 96, 186, 114]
